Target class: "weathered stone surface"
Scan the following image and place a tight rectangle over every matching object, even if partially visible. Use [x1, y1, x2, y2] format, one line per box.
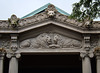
[0, 4, 99, 30]
[20, 33, 82, 49]
[0, 3, 99, 73]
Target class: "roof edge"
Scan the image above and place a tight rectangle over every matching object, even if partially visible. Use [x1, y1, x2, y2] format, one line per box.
[21, 3, 70, 19]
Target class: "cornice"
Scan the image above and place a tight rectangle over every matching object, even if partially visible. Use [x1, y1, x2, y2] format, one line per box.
[0, 4, 100, 34]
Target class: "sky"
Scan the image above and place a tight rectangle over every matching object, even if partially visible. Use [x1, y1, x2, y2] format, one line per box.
[0, 0, 99, 21]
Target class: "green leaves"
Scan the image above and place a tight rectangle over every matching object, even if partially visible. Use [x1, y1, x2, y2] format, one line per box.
[70, 0, 100, 21]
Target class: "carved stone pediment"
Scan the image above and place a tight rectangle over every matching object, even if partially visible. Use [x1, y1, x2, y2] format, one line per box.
[20, 33, 82, 49]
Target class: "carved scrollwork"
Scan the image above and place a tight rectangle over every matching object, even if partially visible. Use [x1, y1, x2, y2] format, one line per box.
[80, 51, 94, 58]
[20, 33, 82, 49]
[6, 53, 21, 58]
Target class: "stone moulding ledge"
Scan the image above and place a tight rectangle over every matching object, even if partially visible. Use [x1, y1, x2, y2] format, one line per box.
[17, 48, 83, 54]
[0, 20, 100, 34]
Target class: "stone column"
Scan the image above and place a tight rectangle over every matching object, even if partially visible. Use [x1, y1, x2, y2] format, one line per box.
[7, 34, 20, 73]
[0, 52, 5, 73]
[7, 53, 21, 73]
[80, 51, 94, 73]
[81, 36, 93, 73]
[95, 48, 100, 73]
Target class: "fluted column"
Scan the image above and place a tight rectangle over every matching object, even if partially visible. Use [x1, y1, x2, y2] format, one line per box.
[0, 52, 5, 73]
[7, 53, 21, 73]
[80, 51, 94, 73]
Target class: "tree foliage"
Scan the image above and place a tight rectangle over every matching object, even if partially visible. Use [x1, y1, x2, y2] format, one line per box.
[70, 0, 100, 21]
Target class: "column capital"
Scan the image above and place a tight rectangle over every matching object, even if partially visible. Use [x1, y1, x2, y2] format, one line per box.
[80, 51, 94, 58]
[6, 53, 21, 59]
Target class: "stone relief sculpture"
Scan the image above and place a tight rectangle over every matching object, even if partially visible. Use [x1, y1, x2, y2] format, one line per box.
[20, 33, 82, 49]
[8, 14, 20, 28]
[0, 20, 9, 28]
[46, 4, 57, 17]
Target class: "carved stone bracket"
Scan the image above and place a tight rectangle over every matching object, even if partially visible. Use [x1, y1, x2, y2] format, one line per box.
[84, 36, 91, 51]
[10, 34, 18, 52]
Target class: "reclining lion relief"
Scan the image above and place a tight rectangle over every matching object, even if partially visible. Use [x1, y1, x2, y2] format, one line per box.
[20, 33, 82, 49]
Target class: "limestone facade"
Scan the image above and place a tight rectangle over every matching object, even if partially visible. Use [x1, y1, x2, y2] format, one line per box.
[0, 4, 100, 73]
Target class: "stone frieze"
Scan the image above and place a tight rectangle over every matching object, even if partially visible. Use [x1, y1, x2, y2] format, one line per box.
[20, 33, 82, 49]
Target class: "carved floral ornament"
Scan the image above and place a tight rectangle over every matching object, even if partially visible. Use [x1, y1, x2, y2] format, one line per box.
[20, 33, 82, 49]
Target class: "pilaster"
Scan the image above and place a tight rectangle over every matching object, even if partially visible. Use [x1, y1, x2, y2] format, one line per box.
[80, 35, 93, 73]
[80, 51, 94, 73]
[6, 34, 21, 73]
[0, 49, 5, 73]
[95, 48, 100, 73]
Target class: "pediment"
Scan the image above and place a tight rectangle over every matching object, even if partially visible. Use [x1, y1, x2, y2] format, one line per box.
[18, 4, 84, 33]
[0, 4, 100, 34]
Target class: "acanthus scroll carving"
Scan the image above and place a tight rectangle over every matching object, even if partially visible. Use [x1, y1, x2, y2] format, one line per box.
[20, 33, 82, 49]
